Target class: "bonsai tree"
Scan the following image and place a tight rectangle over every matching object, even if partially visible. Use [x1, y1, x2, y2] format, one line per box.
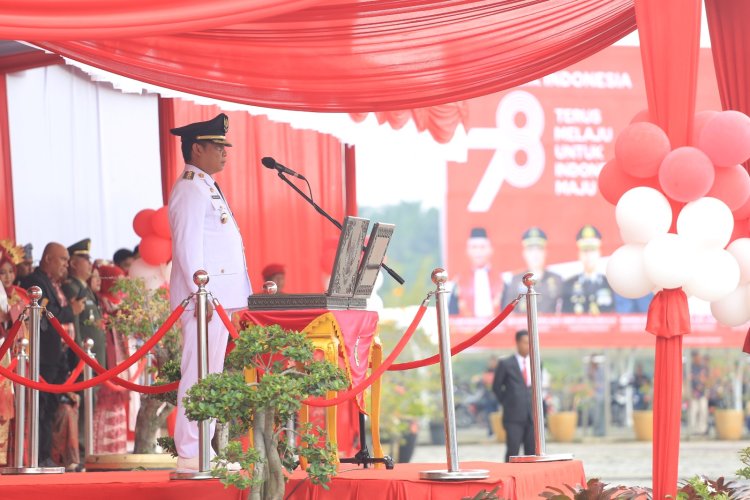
[183, 323, 348, 500]
[105, 277, 181, 453]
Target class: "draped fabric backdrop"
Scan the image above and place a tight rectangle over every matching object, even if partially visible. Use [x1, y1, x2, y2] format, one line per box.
[635, 0, 702, 497]
[33, 0, 636, 112]
[705, 0, 750, 173]
[164, 100, 344, 293]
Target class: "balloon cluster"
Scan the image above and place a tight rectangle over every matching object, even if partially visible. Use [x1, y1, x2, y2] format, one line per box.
[601, 110, 750, 326]
[132, 206, 172, 266]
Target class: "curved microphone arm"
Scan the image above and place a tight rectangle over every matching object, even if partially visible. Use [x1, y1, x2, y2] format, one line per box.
[276, 171, 405, 285]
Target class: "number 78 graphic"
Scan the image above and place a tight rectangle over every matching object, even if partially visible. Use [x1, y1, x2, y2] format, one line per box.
[466, 91, 546, 213]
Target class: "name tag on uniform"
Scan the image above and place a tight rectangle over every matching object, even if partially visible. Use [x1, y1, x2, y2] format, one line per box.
[212, 195, 221, 199]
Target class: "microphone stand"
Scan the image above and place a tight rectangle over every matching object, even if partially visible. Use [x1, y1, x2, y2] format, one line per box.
[276, 171, 405, 285]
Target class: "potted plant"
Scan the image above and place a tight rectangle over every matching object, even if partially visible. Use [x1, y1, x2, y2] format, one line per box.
[183, 323, 348, 500]
[714, 374, 744, 440]
[632, 379, 653, 441]
[547, 375, 590, 443]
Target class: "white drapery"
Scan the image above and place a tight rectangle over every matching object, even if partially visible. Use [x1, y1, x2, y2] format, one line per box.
[6, 64, 162, 261]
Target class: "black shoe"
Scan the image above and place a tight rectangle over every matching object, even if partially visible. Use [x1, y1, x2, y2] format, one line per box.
[39, 458, 60, 468]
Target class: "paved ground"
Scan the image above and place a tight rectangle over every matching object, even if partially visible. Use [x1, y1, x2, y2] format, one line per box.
[408, 426, 750, 489]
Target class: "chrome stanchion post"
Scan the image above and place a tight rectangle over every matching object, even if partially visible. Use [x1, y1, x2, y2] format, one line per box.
[420, 268, 488, 481]
[12, 339, 28, 469]
[510, 273, 573, 463]
[1, 289, 64, 474]
[171, 270, 213, 480]
[83, 339, 95, 459]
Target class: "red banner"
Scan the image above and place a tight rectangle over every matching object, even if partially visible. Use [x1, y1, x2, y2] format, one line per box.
[445, 45, 742, 348]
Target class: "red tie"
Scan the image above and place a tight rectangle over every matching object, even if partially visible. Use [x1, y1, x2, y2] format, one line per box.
[522, 360, 529, 386]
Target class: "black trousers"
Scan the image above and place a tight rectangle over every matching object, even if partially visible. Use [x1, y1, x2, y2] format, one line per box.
[39, 363, 62, 462]
[503, 419, 535, 462]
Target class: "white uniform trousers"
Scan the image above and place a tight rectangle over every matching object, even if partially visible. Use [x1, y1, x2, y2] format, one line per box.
[174, 309, 234, 459]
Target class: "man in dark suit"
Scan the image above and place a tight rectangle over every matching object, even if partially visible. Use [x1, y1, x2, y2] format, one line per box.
[20, 242, 85, 467]
[492, 330, 534, 462]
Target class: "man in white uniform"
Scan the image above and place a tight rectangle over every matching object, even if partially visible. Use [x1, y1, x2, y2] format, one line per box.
[168, 113, 252, 470]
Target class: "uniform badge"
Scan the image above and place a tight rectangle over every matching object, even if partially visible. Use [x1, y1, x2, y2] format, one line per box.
[220, 212, 229, 224]
[210, 187, 215, 193]
[183, 171, 195, 180]
[212, 195, 221, 199]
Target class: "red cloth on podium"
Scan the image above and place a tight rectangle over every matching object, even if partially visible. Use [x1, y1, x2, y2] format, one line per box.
[239, 308, 379, 457]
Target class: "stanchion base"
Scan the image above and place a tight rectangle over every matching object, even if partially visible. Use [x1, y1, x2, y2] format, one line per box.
[1, 466, 65, 475]
[510, 453, 574, 463]
[419, 468, 490, 481]
[169, 470, 216, 480]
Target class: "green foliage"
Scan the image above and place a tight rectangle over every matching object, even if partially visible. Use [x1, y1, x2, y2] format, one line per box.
[156, 436, 177, 457]
[674, 476, 735, 500]
[736, 447, 750, 480]
[462, 486, 503, 500]
[540, 478, 650, 499]
[183, 324, 349, 498]
[359, 202, 441, 306]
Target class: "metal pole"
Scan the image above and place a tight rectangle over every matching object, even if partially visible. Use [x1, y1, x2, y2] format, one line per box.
[511, 273, 572, 463]
[1, 289, 64, 474]
[14, 339, 29, 467]
[83, 339, 95, 459]
[420, 268, 488, 481]
[171, 270, 213, 480]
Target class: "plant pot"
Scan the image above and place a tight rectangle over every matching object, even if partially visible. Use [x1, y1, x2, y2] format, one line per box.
[715, 409, 744, 440]
[632, 410, 653, 441]
[85, 453, 177, 471]
[548, 411, 578, 442]
[489, 411, 506, 443]
[397, 429, 418, 463]
[428, 420, 446, 445]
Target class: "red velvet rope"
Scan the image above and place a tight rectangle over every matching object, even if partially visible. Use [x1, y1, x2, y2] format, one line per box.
[213, 301, 239, 340]
[64, 359, 85, 385]
[0, 357, 19, 382]
[388, 299, 519, 371]
[303, 304, 428, 407]
[0, 315, 25, 360]
[0, 303, 185, 393]
[102, 357, 148, 392]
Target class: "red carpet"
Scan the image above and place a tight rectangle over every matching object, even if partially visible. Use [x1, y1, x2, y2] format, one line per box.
[0, 460, 585, 500]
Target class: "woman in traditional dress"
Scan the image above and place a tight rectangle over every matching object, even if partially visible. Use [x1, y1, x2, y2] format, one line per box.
[0, 240, 30, 466]
[91, 263, 129, 454]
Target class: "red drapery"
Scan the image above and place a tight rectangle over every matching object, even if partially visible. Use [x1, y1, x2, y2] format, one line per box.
[0, 0, 328, 39]
[344, 144, 356, 217]
[158, 96, 178, 205]
[34, 0, 636, 112]
[164, 100, 344, 293]
[705, 0, 750, 173]
[350, 102, 470, 144]
[635, 0, 701, 497]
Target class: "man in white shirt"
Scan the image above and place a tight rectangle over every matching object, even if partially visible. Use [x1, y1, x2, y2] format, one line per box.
[168, 113, 252, 471]
[448, 227, 502, 317]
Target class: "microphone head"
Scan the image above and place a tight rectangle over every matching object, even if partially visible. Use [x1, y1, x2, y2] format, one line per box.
[261, 157, 276, 169]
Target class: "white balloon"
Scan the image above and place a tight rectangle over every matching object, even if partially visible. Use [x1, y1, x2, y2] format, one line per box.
[727, 238, 750, 284]
[710, 284, 750, 326]
[128, 258, 168, 290]
[683, 249, 740, 301]
[677, 197, 734, 249]
[615, 187, 672, 244]
[606, 244, 654, 298]
[643, 233, 696, 289]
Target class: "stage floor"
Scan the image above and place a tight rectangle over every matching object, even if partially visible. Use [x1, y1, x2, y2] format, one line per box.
[0, 460, 586, 500]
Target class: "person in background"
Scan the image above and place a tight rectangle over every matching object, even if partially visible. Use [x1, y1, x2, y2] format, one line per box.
[14, 243, 34, 285]
[689, 350, 709, 436]
[561, 225, 615, 315]
[20, 243, 85, 469]
[113, 248, 135, 275]
[449, 227, 502, 317]
[501, 227, 563, 314]
[492, 330, 535, 462]
[261, 263, 286, 294]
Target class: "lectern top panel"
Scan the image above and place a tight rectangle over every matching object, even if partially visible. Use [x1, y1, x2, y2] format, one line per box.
[327, 216, 369, 298]
[354, 223, 395, 299]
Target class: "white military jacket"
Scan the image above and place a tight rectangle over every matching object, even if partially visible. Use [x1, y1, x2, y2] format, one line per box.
[168, 164, 252, 311]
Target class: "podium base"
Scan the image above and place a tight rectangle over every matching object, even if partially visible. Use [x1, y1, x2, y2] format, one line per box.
[169, 470, 215, 480]
[1, 466, 65, 475]
[510, 453, 574, 463]
[419, 468, 490, 480]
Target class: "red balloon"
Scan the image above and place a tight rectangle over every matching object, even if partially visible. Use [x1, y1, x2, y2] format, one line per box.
[691, 110, 718, 147]
[707, 164, 750, 211]
[139, 236, 172, 265]
[615, 122, 671, 178]
[699, 110, 750, 167]
[133, 209, 156, 238]
[658, 147, 715, 203]
[734, 195, 750, 220]
[629, 109, 653, 124]
[151, 206, 171, 239]
[598, 160, 641, 205]
[732, 218, 750, 242]
[667, 197, 685, 234]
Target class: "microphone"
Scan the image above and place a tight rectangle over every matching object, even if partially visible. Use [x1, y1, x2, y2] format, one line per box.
[261, 157, 306, 180]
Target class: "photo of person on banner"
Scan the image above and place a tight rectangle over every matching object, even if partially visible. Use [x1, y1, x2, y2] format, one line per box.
[448, 227, 502, 317]
[561, 225, 615, 315]
[500, 227, 563, 313]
